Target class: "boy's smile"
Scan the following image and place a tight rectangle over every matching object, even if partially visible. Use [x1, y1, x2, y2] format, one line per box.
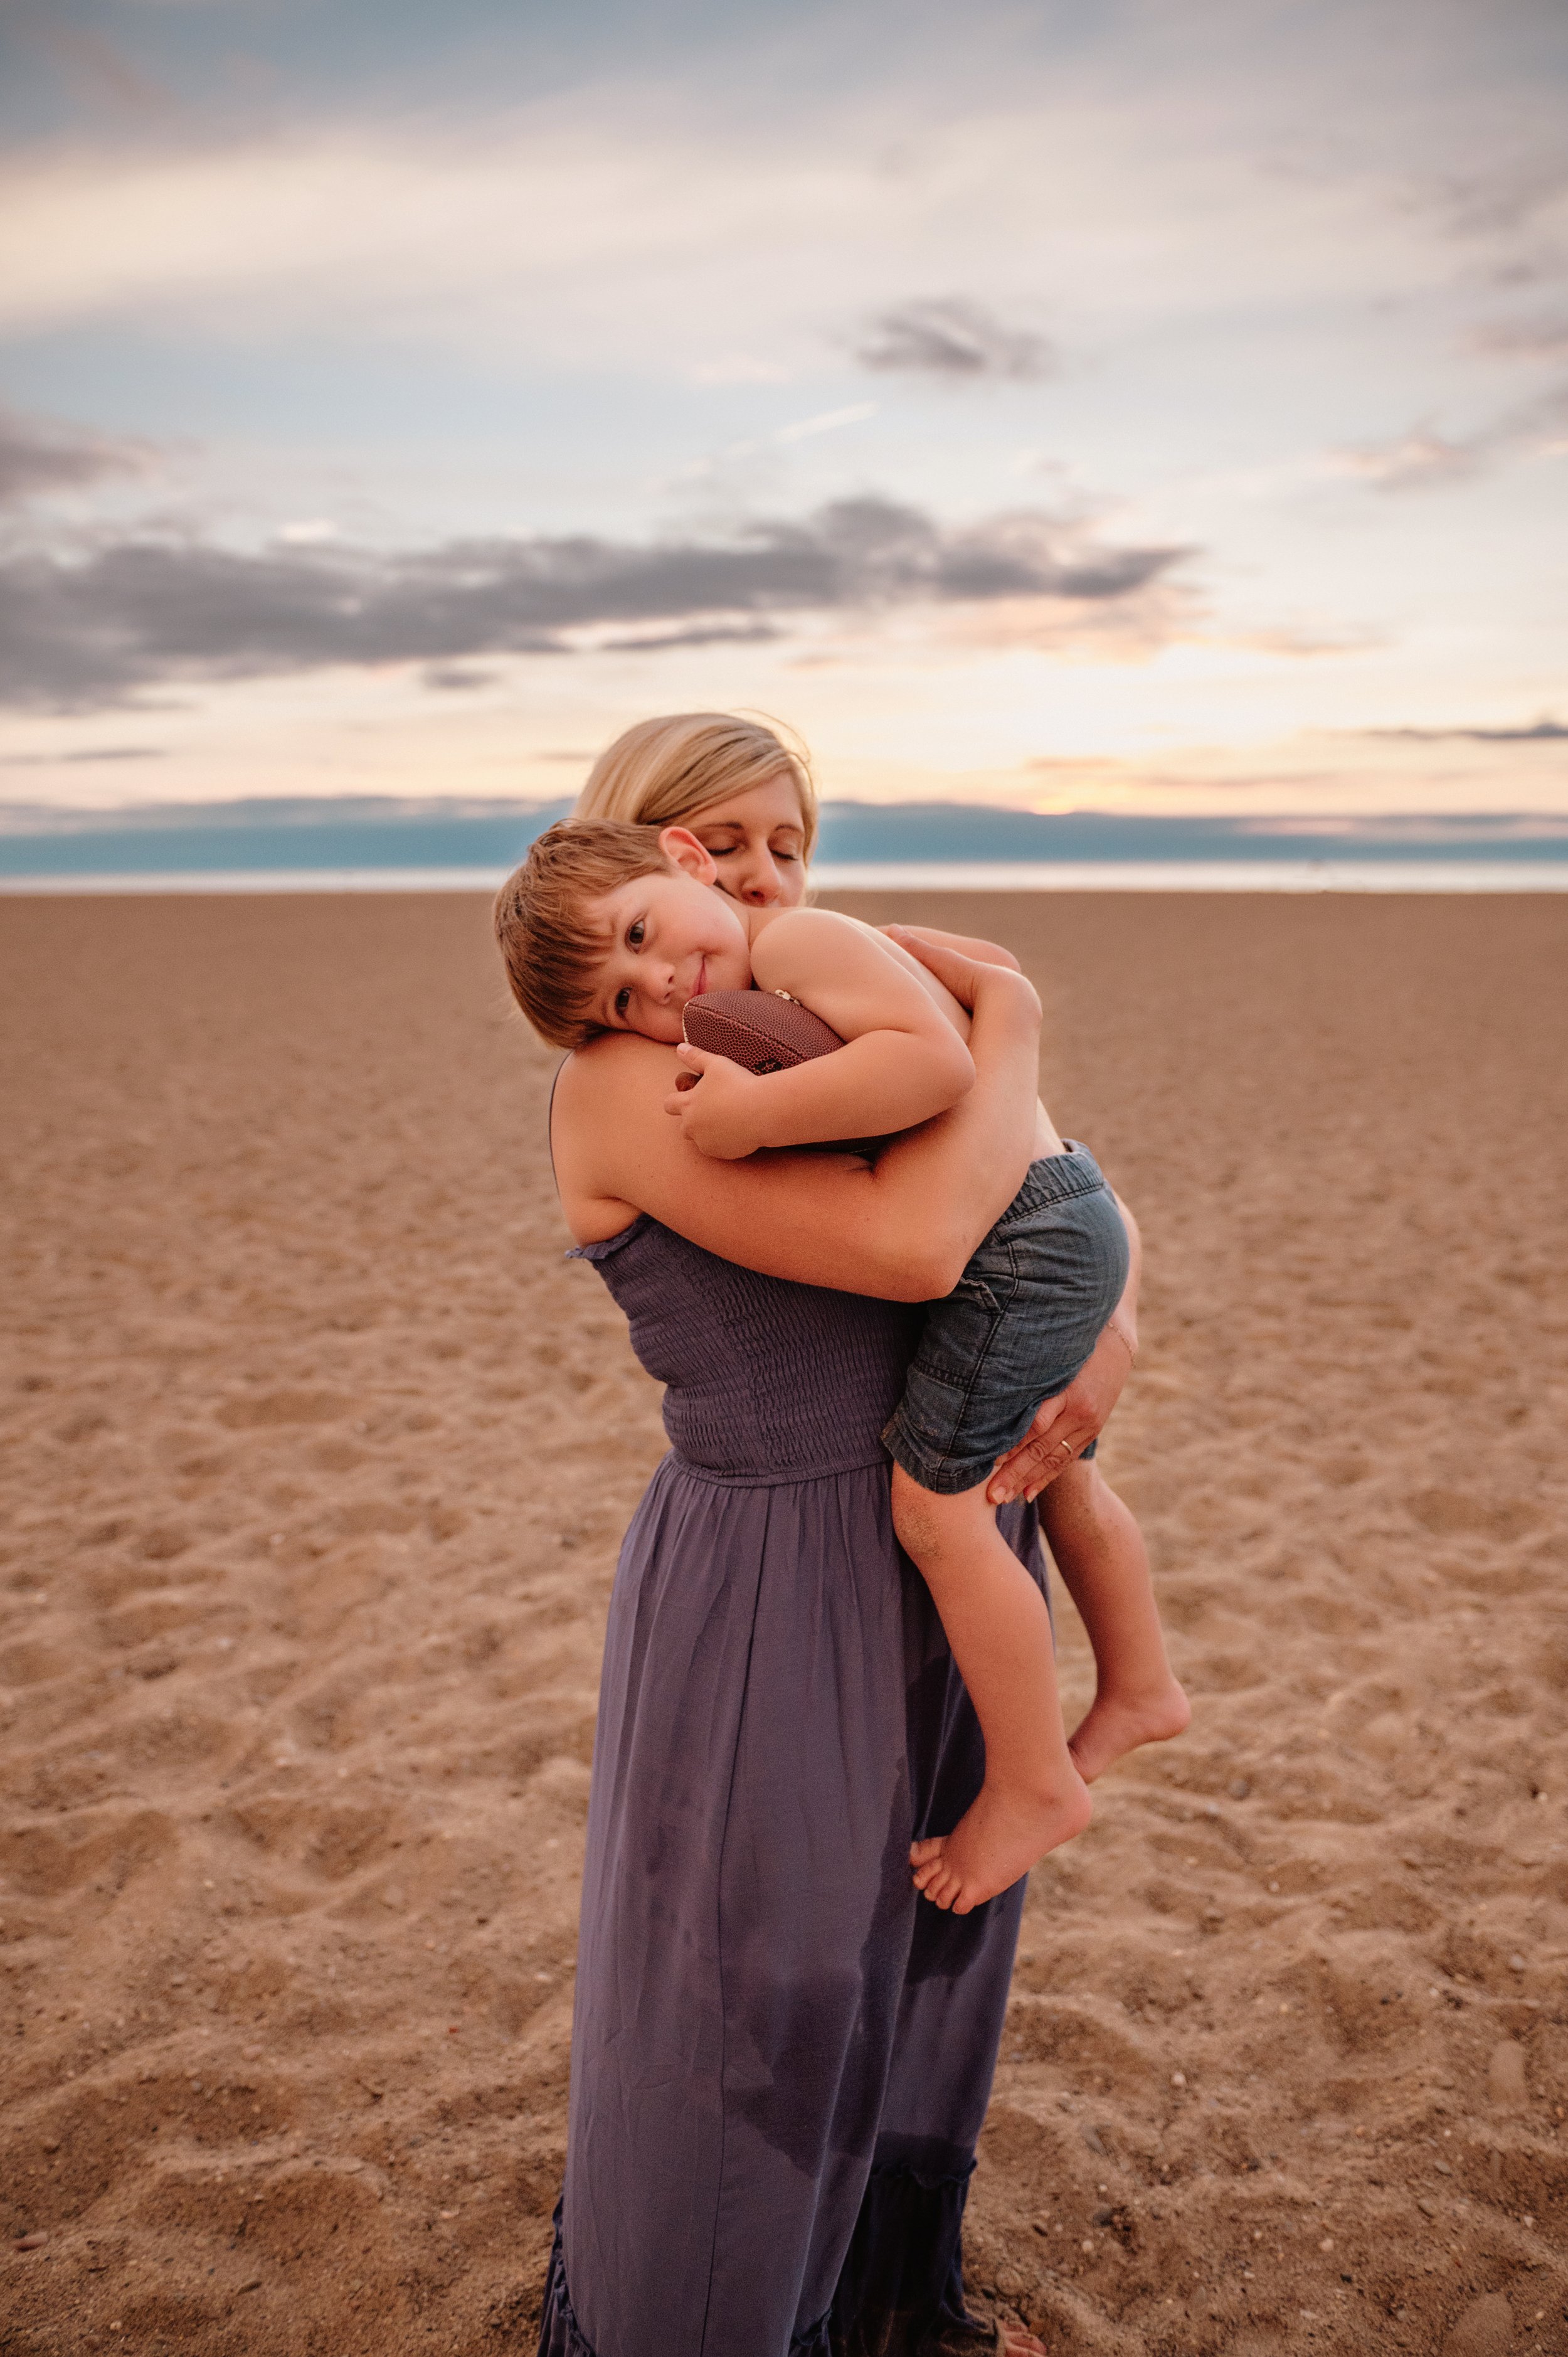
[588, 866, 754, 1041]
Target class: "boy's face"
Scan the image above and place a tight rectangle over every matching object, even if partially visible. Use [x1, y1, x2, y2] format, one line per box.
[586, 860, 753, 1042]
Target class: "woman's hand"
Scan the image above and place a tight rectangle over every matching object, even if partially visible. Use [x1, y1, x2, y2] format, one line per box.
[883, 922, 1022, 974]
[884, 926, 1041, 1024]
[985, 1318, 1136, 1504]
[989, 1188, 1142, 1503]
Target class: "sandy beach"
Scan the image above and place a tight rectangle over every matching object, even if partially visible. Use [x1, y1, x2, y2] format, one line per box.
[1, 886, 1564, 2357]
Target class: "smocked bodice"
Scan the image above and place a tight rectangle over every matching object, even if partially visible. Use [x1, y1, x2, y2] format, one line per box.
[569, 1215, 923, 1482]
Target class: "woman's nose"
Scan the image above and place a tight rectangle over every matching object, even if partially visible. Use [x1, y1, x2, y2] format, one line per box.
[738, 863, 777, 905]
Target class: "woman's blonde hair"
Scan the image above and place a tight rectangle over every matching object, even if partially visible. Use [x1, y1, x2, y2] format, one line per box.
[574, 712, 818, 857]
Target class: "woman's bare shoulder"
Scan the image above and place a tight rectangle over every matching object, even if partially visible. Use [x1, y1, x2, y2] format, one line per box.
[553, 1029, 671, 1106]
[552, 1032, 679, 1169]
[551, 1033, 677, 1243]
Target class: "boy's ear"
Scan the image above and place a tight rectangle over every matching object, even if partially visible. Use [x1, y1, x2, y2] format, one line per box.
[658, 826, 719, 884]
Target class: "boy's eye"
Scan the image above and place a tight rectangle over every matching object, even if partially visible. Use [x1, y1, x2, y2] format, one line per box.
[614, 987, 631, 1019]
[627, 918, 645, 949]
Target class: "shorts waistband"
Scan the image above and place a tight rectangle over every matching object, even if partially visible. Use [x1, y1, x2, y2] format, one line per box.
[1008, 1140, 1108, 1212]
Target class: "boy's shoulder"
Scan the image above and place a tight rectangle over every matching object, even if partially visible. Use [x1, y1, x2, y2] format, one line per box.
[750, 903, 881, 972]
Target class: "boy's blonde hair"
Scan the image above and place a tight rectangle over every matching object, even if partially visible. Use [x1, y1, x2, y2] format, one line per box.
[575, 711, 818, 856]
[494, 820, 674, 1050]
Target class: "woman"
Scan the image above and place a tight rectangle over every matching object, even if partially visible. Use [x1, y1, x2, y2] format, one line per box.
[533, 721, 1138, 2355]
[573, 712, 1138, 1491]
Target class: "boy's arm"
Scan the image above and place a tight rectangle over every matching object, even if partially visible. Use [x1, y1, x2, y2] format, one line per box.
[886, 923, 1022, 974]
[672, 907, 975, 1161]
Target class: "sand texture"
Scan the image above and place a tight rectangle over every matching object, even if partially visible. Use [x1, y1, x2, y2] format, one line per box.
[1, 888, 1565, 2357]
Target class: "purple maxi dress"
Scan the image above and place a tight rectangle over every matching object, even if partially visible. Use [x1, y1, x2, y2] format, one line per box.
[537, 1215, 1046, 2357]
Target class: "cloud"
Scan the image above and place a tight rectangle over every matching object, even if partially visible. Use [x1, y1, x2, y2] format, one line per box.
[0, 495, 1189, 708]
[420, 663, 497, 691]
[1426, 158, 1568, 245]
[0, 405, 149, 507]
[1366, 718, 1567, 743]
[854, 297, 1054, 381]
[0, 745, 163, 767]
[595, 622, 785, 653]
[1332, 382, 1568, 489]
[9, 16, 176, 124]
[659, 404, 877, 489]
[1330, 422, 1488, 490]
[774, 402, 878, 444]
[1472, 313, 1568, 357]
[0, 56, 1527, 370]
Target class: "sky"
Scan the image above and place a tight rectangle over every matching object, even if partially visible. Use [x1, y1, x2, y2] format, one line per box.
[0, 0, 1565, 821]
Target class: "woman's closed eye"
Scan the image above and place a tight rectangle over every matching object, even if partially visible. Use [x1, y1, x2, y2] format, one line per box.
[703, 834, 800, 863]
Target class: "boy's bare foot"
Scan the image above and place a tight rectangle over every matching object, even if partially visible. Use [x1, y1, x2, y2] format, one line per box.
[997, 2326, 1048, 2354]
[1067, 1673, 1190, 1784]
[909, 1770, 1091, 1915]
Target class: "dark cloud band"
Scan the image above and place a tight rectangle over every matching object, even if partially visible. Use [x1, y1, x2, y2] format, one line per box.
[0, 406, 149, 508]
[0, 494, 1186, 709]
[1367, 719, 1565, 742]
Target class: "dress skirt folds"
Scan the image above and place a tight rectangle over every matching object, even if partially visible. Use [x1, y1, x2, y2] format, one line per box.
[538, 1217, 1046, 2357]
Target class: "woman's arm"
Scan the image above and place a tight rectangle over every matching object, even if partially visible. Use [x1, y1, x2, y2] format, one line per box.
[552, 945, 1042, 1303]
[886, 923, 1023, 974]
[985, 1193, 1142, 1503]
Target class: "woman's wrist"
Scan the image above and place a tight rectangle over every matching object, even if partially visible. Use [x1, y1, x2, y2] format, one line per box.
[969, 959, 1042, 1035]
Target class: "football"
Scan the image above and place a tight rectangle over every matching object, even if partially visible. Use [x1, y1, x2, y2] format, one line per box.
[680, 989, 887, 1157]
[681, 987, 845, 1073]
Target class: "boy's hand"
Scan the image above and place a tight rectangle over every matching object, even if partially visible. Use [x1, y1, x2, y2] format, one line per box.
[664, 1045, 770, 1159]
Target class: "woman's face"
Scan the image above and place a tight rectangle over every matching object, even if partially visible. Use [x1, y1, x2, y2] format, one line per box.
[684, 772, 808, 907]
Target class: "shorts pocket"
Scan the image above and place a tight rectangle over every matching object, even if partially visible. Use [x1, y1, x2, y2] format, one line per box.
[906, 1268, 1010, 1391]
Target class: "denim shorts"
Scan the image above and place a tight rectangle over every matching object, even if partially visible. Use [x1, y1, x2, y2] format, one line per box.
[882, 1142, 1129, 1495]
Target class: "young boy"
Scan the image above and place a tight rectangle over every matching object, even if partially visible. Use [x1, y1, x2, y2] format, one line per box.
[498, 819, 1188, 1913]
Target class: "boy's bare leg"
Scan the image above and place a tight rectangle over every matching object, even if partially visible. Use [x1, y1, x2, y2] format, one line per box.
[1037, 1459, 1189, 1783]
[894, 1467, 1091, 1915]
